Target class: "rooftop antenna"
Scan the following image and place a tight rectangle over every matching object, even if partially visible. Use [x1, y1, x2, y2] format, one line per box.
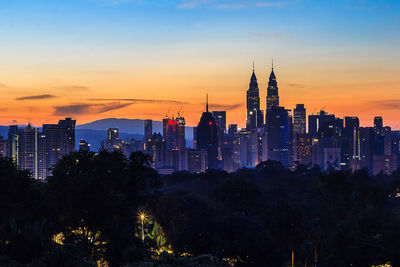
[206, 93, 209, 112]
[165, 107, 170, 119]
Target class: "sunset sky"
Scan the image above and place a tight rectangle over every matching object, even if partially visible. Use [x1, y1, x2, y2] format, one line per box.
[0, 0, 399, 129]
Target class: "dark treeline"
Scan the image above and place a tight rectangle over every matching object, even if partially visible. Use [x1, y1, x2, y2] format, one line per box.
[1, 150, 400, 266]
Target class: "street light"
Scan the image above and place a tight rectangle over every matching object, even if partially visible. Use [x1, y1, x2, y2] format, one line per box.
[137, 210, 149, 242]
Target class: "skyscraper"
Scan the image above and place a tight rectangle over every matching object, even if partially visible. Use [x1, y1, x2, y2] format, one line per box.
[144, 119, 152, 142]
[246, 65, 263, 130]
[196, 95, 218, 170]
[265, 106, 290, 167]
[374, 116, 383, 136]
[293, 104, 306, 136]
[43, 118, 76, 176]
[175, 115, 186, 150]
[266, 62, 279, 111]
[79, 139, 91, 151]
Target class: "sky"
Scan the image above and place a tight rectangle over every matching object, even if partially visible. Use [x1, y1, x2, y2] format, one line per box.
[0, 0, 399, 129]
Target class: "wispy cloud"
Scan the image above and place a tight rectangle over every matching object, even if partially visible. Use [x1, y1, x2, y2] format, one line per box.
[209, 103, 243, 111]
[53, 102, 132, 116]
[87, 98, 188, 104]
[16, 94, 56, 101]
[367, 100, 400, 110]
[53, 85, 90, 92]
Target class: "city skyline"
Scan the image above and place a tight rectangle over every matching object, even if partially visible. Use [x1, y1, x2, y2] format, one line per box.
[0, 0, 399, 128]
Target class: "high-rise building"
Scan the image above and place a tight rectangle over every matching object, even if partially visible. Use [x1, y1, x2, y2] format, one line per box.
[266, 63, 279, 111]
[101, 128, 125, 152]
[43, 118, 76, 176]
[175, 115, 186, 150]
[147, 133, 167, 170]
[144, 119, 153, 142]
[295, 133, 312, 166]
[79, 139, 91, 151]
[293, 104, 306, 136]
[187, 149, 207, 173]
[373, 155, 397, 175]
[196, 95, 218, 170]
[246, 65, 263, 130]
[0, 137, 8, 158]
[265, 106, 290, 167]
[212, 111, 226, 166]
[374, 116, 383, 136]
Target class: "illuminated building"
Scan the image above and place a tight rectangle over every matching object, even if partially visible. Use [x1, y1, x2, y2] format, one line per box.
[246, 65, 263, 130]
[101, 128, 125, 153]
[0, 137, 8, 157]
[79, 139, 90, 151]
[324, 148, 341, 170]
[295, 133, 312, 166]
[373, 154, 397, 175]
[187, 149, 207, 173]
[374, 116, 383, 136]
[43, 118, 76, 177]
[147, 133, 167, 170]
[175, 115, 186, 150]
[196, 95, 218, 170]
[8, 118, 75, 180]
[265, 106, 290, 167]
[293, 104, 306, 136]
[238, 129, 250, 167]
[266, 62, 279, 111]
[353, 127, 375, 173]
[144, 119, 152, 142]
[15, 125, 47, 180]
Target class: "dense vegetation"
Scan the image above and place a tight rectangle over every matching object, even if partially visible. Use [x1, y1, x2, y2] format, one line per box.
[1, 150, 400, 266]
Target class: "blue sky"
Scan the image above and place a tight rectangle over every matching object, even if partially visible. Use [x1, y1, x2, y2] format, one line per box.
[0, 0, 399, 127]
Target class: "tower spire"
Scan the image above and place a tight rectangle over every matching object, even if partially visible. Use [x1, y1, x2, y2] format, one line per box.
[253, 60, 255, 72]
[272, 59, 274, 70]
[206, 93, 209, 112]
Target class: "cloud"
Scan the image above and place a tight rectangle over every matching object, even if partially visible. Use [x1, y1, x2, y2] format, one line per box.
[367, 100, 400, 110]
[53, 85, 90, 92]
[16, 94, 56, 101]
[87, 98, 188, 104]
[53, 102, 132, 116]
[209, 103, 243, 111]
[287, 83, 304, 88]
[177, 0, 210, 9]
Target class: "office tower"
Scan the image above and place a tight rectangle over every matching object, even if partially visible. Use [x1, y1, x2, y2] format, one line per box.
[43, 118, 76, 176]
[187, 149, 207, 173]
[196, 95, 218, 170]
[265, 106, 290, 167]
[295, 133, 312, 166]
[163, 118, 177, 150]
[212, 111, 226, 165]
[356, 127, 375, 173]
[108, 128, 119, 142]
[0, 137, 8, 158]
[8, 125, 19, 164]
[293, 104, 306, 136]
[239, 129, 250, 167]
[17, 125, 47, 180]
[324, 148, 341, 170]
[288, 109, 294, 165]
[79, 139, 91, 151]
[344, 116, 360, 132]
[308, 110, 339, 138]
[175, 115, 186, 150]
[266, 63, 279, 111]
[147, 133, 167, 170]
[341, 116, 360, 169]
[373, 155, 397, 175]
[374, 116, 383, 136]
[57, 118, 76, 154]
[192, 127, 197, 149]
[212, 111, 227, 134]
[246, 65, 263, 130]
[171, 148, 187, 172]
[144, 119, 152, 142]
[249, 127, 264, 167]
[311, 137, 339, 169]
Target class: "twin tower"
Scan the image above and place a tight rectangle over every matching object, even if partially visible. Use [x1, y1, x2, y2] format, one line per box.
[246, 63, 279, 130]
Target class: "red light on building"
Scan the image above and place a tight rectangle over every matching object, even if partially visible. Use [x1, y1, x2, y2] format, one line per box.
[168, 120, 175, 125]
[209, 122, 213, 126]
